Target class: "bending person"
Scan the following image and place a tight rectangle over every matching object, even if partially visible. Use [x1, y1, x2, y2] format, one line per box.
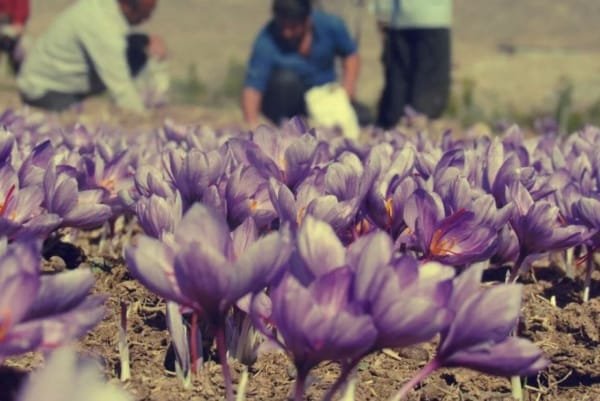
[242, 0, 360, 127]
[17, 0, 167, 114]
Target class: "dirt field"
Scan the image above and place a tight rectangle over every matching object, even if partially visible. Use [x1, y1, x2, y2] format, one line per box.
[3, 221, 599, 401]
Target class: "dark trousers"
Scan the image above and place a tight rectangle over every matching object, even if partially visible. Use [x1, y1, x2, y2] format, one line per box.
[22, 34, 150, 112]
[376, 28, 451, 129]
[261, 69, 373, 126]
[0, 34, 21, 74]
[261, 69, 307, 124]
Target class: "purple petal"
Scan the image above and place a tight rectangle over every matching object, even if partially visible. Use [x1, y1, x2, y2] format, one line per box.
[125, 236, 187, 304]
[404, 189, 444, 247]
[230, 217, 258, 259]
[230, 229, 292, 302]
[298, 216, 345, 276]
[30, 295, 106, 350]
[174, 203, 230, 254]
[0, 323, 43, 357]
[23, 269, 95, 321]
[174, 242, 232, 319]
[439, 284, 522, 358]
[443, 337, 549, 377]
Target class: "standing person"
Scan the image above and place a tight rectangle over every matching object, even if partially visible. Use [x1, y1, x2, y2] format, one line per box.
[242, 0, 361, 128]
[0, 0, 30, 73]
[374, 0, 452, 129]
[17, 0, 168, 114]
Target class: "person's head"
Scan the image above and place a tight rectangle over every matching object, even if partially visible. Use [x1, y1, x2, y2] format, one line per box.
[118, 0, 158, 26]
[272, 0, 312, 49]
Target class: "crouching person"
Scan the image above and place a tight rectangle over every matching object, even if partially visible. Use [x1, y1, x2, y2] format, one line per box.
[242, 0, 369, 139]
[17, 0, 169, 114]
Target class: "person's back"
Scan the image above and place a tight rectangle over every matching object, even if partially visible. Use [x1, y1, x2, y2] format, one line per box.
[19, 0, 120, 99]
[18, 0, 165, 113]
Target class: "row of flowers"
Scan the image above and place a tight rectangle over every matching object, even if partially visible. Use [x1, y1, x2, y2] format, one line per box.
[0, 108, 598, 400]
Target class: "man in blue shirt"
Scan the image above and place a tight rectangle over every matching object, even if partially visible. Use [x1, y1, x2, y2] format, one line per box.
[242, 0, 360, 126]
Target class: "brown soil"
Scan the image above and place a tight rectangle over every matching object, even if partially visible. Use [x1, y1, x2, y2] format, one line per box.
[2, 220, 600, 401]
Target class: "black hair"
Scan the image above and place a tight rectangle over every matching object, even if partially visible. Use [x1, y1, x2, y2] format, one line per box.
[119, 0, 141, 9]
[272, 0, 312, 21]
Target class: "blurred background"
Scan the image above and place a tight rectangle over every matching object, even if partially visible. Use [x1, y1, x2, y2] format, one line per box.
[3, 0, 600, 129]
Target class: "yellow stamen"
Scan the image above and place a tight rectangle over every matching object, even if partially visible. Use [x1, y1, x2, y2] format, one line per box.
[384, 197, 394, 220]
[355, 218, 371, 236]
[249, 198, 259, 212]
[296, 207, 307, 225]
[100, 178, 116, 193]
[429, 229, 459, 256]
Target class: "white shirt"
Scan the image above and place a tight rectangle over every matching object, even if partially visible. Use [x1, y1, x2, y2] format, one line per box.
[17, 0, 145, 112]
[372, 0, 452, 29]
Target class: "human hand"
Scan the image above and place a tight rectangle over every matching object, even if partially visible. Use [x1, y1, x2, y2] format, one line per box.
[147, 34, 167, 61]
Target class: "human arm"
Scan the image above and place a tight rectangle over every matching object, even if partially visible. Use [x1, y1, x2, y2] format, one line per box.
[241, 31, 274, 126]
[331, 15, 360, 99]
[147, 34, 167, 61]
[341, 52, 359, 99]
[242, 87, 262, 127]
[78, 26, 146, 114]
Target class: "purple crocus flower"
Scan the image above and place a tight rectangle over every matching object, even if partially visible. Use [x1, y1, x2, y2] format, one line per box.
[18, 140, 55, 187]
[132, 165, 175, 200]
[435, 265, 548, 376]
[162, 147, 224, 209]
[351, 232, 454, 349]
[269, 268, 377, 399]
[0, 176, 61, 240]
[224, 166, 277, 228]
[366, 144, 415, 232]
[43, 163, 112, 229]
[245, 124, 322, 189]
[389, 265, 548, 401]
[135, 192, 183, 239]
[0, 241, 106, 363]
[61, 124, 96, 154]
[126, 203, 292, 400]
[269, 169, 365, 236]
[508, 182, 584, 280]
[400, 189, 498, 266]
[484, 139, 537, 207]
[81, 148, 134, 211]
[225, 165, 276, 228]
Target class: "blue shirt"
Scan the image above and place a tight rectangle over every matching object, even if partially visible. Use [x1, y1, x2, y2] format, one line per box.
[244, 11, 357, 92]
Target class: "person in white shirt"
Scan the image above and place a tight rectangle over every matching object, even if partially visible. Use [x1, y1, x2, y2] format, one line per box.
[17, 0, 167, 114]
[373, 0, 452, 128]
